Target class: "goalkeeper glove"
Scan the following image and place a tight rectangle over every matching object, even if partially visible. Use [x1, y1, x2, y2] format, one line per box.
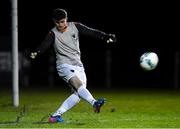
[30, 52, 38, 59]
[105, 34, 116, 43]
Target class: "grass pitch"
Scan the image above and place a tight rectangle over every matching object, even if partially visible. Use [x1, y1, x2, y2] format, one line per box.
[0, 87, 180, 128]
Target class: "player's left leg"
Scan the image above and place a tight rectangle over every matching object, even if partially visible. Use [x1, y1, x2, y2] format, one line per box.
[76, 67, 106, 113]
[93, 98, 106, 113]
[69, 76, 105, 113]
[69, 67, 96, 106]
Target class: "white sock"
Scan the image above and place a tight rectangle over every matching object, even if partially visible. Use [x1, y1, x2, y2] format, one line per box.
[52, 93, 80, 116]
[77, 85, 96, 106]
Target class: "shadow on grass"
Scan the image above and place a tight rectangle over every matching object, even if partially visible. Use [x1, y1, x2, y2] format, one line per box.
[33, 120, 86, 126]
[1, 103, 13, 108]
[32, 114, 51, 124]
[32, 121, 50, 124]
[0, 121, 17, 125]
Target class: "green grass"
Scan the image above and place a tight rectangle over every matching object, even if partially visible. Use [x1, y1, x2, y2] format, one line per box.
[1, 87, 180, 128]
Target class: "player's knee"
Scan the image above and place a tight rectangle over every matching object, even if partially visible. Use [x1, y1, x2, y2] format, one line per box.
[69, 76, 82, 90]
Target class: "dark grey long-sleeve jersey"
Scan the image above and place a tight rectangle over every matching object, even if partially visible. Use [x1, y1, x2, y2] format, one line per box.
[35, 22, 109, 66]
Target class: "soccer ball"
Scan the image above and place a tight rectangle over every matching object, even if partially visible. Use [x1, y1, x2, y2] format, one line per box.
[140, 52, 159, 71]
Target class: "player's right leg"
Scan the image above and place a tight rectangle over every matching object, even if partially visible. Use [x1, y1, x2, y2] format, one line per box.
[49, 115, 64, 123]
[48, 92, 80, 123]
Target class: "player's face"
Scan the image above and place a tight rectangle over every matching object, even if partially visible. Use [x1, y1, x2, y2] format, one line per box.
[54, 18, 68, 32]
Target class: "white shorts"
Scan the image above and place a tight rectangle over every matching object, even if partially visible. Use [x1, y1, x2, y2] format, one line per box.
[56, 63, 87, 86]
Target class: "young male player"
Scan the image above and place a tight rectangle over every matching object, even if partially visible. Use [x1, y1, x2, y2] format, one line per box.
[29, 8, 116, 123]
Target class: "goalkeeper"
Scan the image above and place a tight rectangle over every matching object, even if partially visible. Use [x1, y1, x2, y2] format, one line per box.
[29, 8, 116, 123]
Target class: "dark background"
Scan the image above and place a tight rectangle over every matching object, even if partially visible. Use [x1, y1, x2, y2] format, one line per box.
[0, 0, 178, 89]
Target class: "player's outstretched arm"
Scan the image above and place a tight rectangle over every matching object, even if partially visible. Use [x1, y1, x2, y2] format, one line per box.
[28, 31, 55, 60]
[74, 22, 116, 43]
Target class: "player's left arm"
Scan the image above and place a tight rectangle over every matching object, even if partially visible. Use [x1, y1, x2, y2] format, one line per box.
[74, 22, 116, 43]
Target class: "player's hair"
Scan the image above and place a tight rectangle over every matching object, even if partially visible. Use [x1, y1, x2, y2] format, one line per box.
[52, 8, 67, 21]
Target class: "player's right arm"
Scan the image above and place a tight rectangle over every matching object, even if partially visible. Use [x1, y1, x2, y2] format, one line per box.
[30, 31, 55, 59]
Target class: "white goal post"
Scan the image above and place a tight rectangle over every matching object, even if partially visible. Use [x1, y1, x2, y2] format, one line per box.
[11, 0, 19, 107]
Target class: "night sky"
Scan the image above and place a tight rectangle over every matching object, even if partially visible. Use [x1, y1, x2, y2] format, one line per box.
[0, 0, 178, 88]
